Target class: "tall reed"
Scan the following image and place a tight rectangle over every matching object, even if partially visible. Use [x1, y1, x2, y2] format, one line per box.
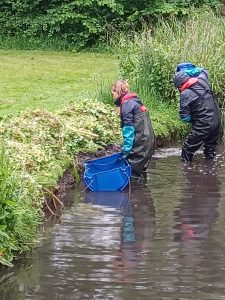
[113, 8, 225, 109]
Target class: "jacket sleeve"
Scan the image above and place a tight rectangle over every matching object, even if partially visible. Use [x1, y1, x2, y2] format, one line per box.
[121, 101, 135, 126]
[179, 93, 192, 123]
[122, 126, 135, 154]
[121, 101, 136, 154]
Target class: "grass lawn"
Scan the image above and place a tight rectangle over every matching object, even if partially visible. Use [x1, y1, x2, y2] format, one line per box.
[0, 50, 118, 115]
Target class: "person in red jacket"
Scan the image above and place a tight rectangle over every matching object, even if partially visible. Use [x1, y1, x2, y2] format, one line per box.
[111, 80, 155, 178]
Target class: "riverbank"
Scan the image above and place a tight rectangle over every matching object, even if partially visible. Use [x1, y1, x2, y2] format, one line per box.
[0, 99, 187, 266]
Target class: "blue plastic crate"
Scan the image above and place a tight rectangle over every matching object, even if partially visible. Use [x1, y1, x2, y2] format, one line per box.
[83, 152, 131, 192]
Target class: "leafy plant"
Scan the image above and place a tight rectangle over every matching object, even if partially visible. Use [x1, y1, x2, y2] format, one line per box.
[0, 99, 122, 266]
[0, 146, 42, 266]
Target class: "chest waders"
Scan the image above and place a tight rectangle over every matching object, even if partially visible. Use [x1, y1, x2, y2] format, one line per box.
[181, 78, 221, 162]
[126, 110, 155, 176]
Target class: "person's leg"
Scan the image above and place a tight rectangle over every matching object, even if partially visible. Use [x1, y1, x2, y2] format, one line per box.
[126, 155, 147, 178]
[181, 129, 204, 163]
[203, 127, 220, 160]
[142, 159, 150, 173]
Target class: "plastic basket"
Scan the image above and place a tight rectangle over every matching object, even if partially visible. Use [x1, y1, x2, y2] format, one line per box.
[83, 152, 131, 192]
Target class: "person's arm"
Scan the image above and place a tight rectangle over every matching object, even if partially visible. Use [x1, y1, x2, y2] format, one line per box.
[121, 102, 136, 154]
[122, 126, 135, 154]
[179, 93, 192, 123]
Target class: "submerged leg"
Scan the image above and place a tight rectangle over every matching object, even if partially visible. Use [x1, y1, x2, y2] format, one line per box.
[203, 128, 220, 160]
[181, 129, 205, 163]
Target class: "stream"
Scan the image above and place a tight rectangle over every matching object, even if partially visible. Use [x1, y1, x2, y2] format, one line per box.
[1, 146, 225, 300]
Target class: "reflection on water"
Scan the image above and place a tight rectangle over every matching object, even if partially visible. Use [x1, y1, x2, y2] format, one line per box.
[1, 147, 225, 299]
[84, 189, 155, 285]
[174, 162, 220, 243]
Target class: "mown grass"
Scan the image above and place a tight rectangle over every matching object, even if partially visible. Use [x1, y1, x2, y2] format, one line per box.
[0, 50, 118, 115]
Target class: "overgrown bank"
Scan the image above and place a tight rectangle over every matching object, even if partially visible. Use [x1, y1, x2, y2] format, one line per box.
[111, 9, 225, 110]
[0, 99, 186, 267]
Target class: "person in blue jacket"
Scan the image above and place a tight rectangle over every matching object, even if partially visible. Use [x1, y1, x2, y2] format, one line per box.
[173, 62, 221, 163]
[111, 80, 155, 178]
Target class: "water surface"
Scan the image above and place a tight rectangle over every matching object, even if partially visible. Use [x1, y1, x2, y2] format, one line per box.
[1, 147, 225, 300]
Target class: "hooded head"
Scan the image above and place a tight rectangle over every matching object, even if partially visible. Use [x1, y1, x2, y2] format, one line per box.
[176, 62, 196, 72]
[176, 62, 203, 78]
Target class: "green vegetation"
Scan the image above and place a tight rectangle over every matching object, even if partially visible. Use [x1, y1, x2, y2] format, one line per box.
[114, 9, 225, 109]
[0, 101, 121, 266]
[0, 148, 42, 266]
[0, 1, 222, 50]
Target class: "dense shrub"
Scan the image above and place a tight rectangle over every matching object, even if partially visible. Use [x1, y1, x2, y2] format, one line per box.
[0, 1, 222, 49]
[0, 148, 42, 266]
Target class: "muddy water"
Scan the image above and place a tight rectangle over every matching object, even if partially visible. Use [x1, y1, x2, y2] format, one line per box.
[1, 147, 225, 300]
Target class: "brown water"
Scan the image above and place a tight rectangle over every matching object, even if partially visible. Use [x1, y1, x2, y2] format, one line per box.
[1, 147, 225, 300]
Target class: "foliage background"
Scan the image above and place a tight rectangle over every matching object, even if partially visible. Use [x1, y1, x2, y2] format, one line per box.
[0, 0, 222, 49]
[109, 9, 225, 109]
